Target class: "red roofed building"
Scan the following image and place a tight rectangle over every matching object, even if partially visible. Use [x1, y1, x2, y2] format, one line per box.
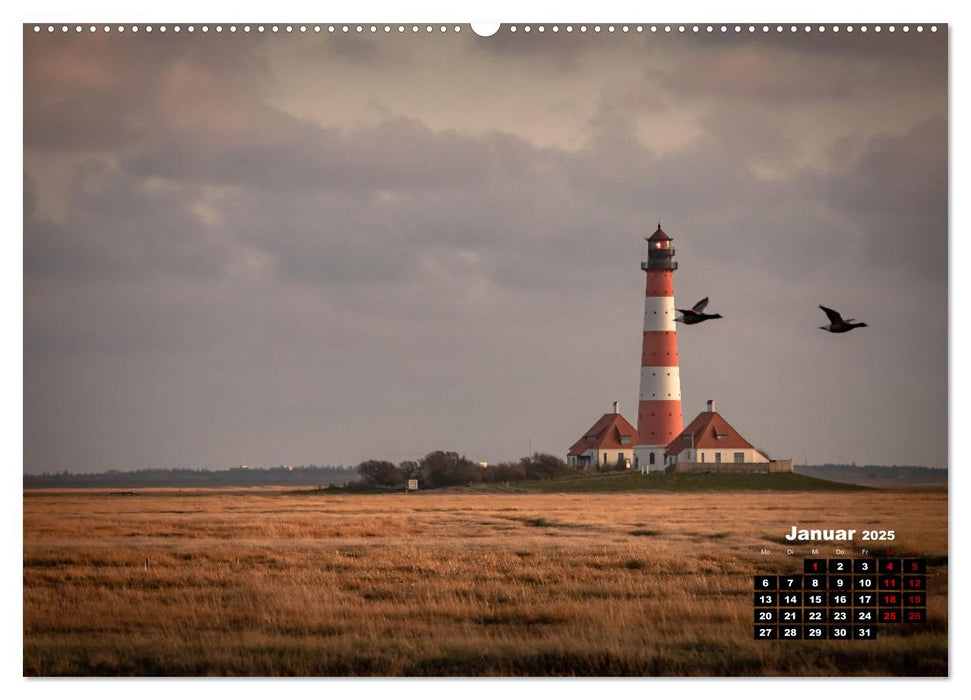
[664, 400, 770, 468]
[567, 402, 637, 469]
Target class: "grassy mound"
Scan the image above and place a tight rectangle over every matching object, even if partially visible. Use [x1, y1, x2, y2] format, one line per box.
[520, 470, 870, 493]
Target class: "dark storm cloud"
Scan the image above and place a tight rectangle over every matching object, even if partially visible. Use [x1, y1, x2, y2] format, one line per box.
[26, 102, 941, 347]
[748, 26, 947, 65]
[811, 116, 947, 280]
[123, 116, 499, 193]
[661, 29, 947, 103]
[24, 31, 273, 151]
[329, 33, 386, 65]
[24, 170, 37, 217]
[467, 26, 610, 71]
[25, 168, 231, 283]
[23, 28, 947, 472]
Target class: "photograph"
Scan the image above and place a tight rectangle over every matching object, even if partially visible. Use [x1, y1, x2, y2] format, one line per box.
[22, 19, 948, 677]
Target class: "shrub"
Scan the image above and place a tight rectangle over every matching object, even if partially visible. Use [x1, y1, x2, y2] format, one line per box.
[356, 460, 403, 487]
[490, 461, 528, 483]
[420, 451, 482, 488]
[397, 460, 421, 481]
[522, 453, 571, 480]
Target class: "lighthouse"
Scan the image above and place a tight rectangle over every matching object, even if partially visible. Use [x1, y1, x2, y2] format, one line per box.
[633, 224, 684, 472]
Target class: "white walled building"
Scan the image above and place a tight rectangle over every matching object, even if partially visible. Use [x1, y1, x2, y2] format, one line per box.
[567, 402, 637, 469]
[664, 400, 769, 467]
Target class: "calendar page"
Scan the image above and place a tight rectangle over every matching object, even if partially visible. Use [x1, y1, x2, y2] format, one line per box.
[22, 17, 948, 679]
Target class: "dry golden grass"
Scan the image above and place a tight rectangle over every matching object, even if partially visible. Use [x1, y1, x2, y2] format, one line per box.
[23, 489, 947, 676]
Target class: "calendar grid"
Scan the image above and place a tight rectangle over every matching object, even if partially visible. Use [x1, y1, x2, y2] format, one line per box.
[754, 558, 927, 640]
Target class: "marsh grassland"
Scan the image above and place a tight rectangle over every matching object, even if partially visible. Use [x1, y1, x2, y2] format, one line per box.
[23, 489, 947, 676]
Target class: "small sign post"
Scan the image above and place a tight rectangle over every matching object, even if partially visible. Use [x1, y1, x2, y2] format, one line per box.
[407, 479, 418, 492]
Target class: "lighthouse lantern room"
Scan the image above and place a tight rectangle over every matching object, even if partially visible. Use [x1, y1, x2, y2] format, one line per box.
[634, 224, 685, 472]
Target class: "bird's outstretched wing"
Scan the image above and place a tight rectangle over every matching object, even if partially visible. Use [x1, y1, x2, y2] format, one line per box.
[820, 305, 844, 324]
[692, 297, 709, 313]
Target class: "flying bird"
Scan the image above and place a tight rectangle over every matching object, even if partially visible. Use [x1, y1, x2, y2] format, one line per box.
[819, 305, 868, 333]
[676, 297, 723, 325]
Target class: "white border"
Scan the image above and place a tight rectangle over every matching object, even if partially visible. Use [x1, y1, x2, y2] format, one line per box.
[6, 1, 963, 697]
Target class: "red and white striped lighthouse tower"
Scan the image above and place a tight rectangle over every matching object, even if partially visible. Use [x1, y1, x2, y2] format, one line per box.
[633, 224, 684, 472]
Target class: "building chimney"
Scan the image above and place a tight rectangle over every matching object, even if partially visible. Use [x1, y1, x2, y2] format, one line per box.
[707, 399, 715, 413]
[613, 401, 620, 414]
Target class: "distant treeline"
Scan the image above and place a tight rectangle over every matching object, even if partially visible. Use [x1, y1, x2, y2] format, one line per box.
[357, 451, 610, 489]
[25, 459, 944, 490]
[23, 465, 358, 489]
[794, 463, 946, 486]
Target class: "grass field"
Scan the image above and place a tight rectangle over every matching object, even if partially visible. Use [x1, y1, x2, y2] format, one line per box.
[23, 486, 947, 676]
[295, 471, 873, 495]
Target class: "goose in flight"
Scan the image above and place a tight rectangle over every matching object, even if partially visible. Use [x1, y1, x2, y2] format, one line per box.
[676, 297, 722, 325]
[819, 305, 868, 333]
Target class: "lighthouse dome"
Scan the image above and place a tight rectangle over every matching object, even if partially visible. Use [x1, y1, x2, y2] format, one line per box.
[648, 224, 671, 241]
[644, 223, 677, 271]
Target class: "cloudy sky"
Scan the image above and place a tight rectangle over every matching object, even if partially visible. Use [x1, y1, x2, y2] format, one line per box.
[23, 25, 947, 473]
